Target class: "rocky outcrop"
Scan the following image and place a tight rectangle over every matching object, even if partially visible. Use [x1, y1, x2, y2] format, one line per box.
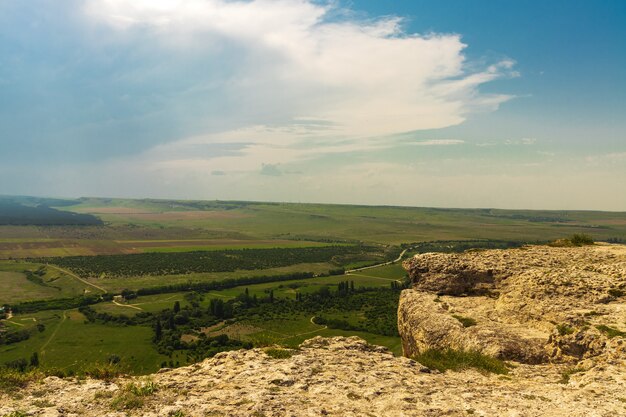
[399, 244, 626, 364]
[3, 335, 626, 417]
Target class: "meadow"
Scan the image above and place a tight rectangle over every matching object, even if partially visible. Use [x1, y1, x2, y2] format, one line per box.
[1, 196, 625, 375]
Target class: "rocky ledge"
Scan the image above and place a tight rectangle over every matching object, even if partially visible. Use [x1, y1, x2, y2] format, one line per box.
[2, 335, 626, 416]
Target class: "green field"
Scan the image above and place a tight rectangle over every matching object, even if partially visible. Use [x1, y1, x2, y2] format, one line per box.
[0, 261, 94, 304]
[0, 309, 167, 374]
[1, 196, 624, 376]
[1, 198, 625, 260]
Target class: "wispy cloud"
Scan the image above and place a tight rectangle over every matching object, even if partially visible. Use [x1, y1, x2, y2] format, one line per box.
[412, 139, 465, 146]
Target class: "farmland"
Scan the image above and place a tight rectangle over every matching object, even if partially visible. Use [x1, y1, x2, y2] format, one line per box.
[1, 195, 625, 375]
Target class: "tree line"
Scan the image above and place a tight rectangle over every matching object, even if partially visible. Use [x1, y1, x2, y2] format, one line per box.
[33, 245, 375, 277]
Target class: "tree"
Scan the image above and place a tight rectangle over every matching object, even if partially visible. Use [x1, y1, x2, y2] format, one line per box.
[29, 352, 39, 367]
[155, 320, 162, 340]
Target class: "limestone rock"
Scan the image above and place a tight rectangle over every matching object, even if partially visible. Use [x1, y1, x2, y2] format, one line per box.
[2, 335, 626, 416]
[400, 244, 626, 364]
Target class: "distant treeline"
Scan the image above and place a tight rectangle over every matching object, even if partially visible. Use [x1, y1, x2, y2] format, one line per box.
[0, 199, 102, 226]
[34, 246, 367, 277]
[402, 240, 532, 253]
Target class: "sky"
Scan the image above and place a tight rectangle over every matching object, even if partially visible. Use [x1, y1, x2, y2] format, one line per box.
[1, 0, 625, 210]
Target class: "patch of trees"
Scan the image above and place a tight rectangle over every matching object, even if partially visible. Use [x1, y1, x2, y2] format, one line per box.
[0, 200, 102, 226]
[24, 268, 62, 291]
[0, 320, 47, 346]
[9, 294, 103, 314]
[0, 329, 31, 345]
[3, 353, 40, 372]
[136, 272, 320, 296]
[79, 306, 153, 326]
[36, 246, 371, 277]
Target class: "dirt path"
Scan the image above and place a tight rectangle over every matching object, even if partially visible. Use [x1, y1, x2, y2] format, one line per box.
[47, 265, 108, 294]
[40, 310, 67, 356]
[345, 272, 401, 282]
[345, 249, 407, 273]
[279, 316, 328, 341]
[112, 300, 143, 311]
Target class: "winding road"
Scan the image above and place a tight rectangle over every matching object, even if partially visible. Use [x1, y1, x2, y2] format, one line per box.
[345, 248, 407, 273]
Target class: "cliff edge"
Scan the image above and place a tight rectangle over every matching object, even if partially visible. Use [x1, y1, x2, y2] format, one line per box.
[2, 245, 626, 416]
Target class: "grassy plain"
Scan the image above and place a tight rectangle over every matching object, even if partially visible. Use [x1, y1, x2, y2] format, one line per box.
[1, 198, 625, 260]
[0, 308, 166, 374]
[0, 261, 93, 304]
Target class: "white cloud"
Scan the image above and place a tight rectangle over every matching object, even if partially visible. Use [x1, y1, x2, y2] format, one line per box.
[83, 0, 516, 138]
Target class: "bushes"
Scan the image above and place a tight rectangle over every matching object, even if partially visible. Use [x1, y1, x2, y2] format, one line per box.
[549, 234, 594, 247]
[570, 234, 594, 246]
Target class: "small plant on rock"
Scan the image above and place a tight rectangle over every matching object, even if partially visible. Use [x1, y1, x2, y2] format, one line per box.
[556, 324, 574, 336]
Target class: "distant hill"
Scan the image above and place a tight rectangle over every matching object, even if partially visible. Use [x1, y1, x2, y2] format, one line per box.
[0, 197, 102, 226]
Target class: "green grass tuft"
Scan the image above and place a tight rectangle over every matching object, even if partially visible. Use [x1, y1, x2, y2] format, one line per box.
[556, 324, 575, 336]
[3, 411, 28, 417]
[0, 368, 41, 394]
[452, 315, 477, 328]
[413, 348, 509, 375]
[596, 325, 626, 338]
[559, 367, 585, 384]
[264, 348, 295, 359]
[110, 381, 158, 411]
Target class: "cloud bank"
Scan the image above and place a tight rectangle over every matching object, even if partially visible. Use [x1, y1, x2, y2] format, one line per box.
[82, 0, 515, 139]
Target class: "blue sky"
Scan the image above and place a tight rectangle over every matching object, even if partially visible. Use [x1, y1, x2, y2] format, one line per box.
[1, 0, 625, 209]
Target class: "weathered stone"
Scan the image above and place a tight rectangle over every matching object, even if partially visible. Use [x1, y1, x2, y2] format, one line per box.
[400, 244, 626, 364]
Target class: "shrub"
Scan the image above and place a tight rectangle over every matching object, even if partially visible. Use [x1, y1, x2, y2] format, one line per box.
[549, 234, 594, 247]
[412, 349, 509, 375]
[570, 234, 594, 246]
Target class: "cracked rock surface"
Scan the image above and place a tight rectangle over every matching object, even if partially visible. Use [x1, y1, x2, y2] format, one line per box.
[2, 335, 626, 416]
